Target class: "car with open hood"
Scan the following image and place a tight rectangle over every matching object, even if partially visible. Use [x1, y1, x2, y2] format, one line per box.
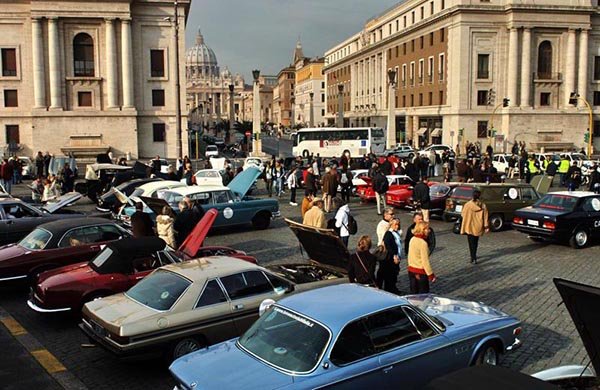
[96, 177, 163, 212]
[357, 175, 416, 202]
[512, 191, 600, 249]
[0, 193, 86, 246]
[0, 217, 130, 283]
[386, 180, 436, 208]
[169, 283, 522, 390]
[79, 248, 346, 362]
[137, 167, 280, 230]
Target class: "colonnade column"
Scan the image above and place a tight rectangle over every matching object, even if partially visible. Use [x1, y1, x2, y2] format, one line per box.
[565, 29, 577, 106]
[105, 18, 118, 108]
[48, 17, 62, 109]
[506, 27, 519, 107]
[121, 19, 134, 108]
[520, 28, 531, 107]
[578, 29, 589, 108]
[31, 17, 46, 108]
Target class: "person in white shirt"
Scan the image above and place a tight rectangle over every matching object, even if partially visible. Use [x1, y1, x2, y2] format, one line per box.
[376, 208, 395, 246]
[334, 198, 351, 247]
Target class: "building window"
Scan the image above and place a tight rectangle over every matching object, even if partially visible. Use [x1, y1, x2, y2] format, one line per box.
[152, 123, 166, 142]
[410, 62, 415, 85]
[428, 57, 434, 82]
[1, 48, 17, 77]
[477, 54, 490, 79]
[3, 89, 17, 107]
[418, 59, 424, 83]
[402, 95, 406, 107]
[321, 94, 325, 102]
[420, 36, 424, 49]
[403, 15, 407, 28]
[439, 90, 444, 104]
[477, 90, 489, 106]
[440, 28, 445, 42]
[402, 64, 407, 85]
[411, 40, 415, 52]
[403, 42, 407, 55]
[537, 41, 552, 79]
[430, 1, 434, 14]
[321, 109, 325, 116]
[152, 89, 165, 106]
[410, 94, 414, 106]
[73, 33, 94, 77]
[441, 0, 445, 9]
[150, 49, 165, 77]
[421, 6, 424, 19]
[396, 20, 399, 31]
[439, 53, 445, 80]
[419, 93, 423, 106]
[540, 92, 551, 106]
[593, 91, 600, 106]
[5, 125, 19, 145]
[429, 32, 434, 46]
[428, 92, 433, 105]
[477, 121, 488, 138]
[594, 56, 600, 80]
[77, 91, 92, 107]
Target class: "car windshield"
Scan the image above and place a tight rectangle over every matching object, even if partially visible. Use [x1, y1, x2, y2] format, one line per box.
[246, 158, 262, 166]
[160, 191, 183, 205]
[19, 228, 52, 250]
[238, 306, 330, 374]
[125, 270, 191, 311]
[430, 184, 450, 197]
[534, 194, 578, 212]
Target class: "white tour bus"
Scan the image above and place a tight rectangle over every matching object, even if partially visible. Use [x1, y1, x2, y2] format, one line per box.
[291, 127, 386, 158]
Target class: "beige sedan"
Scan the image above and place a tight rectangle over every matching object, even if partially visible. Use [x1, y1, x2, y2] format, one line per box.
[80, 255, 346, 362]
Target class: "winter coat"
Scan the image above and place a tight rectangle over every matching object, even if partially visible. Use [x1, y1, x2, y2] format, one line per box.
[302, 206, 327, 229]
[460, 199, 489, 237]
[156, 215, 176, 248]
[413, 182, 431, 209]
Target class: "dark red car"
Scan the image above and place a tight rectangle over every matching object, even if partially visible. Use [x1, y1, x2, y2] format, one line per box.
[0, 217, 130, 283]
[405, 182, 459, 218]
[385, 180, 436, 208]
[28, 210, 257, 313]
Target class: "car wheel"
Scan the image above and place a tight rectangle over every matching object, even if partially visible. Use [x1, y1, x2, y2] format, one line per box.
[302, 149, 310, 158]
[570, 228, 589, 249]
[171, 337, 204, 361]
[252, 212, 271, 230]
[489, 214, 504, 232]
[442, 213, 452, 222]
[475, 344, 499, 366]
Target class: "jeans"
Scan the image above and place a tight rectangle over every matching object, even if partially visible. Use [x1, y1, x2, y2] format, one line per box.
[467, 234, 480, 261]
[265, 179, 273, 197]
[340, 185, 351, 203]
[290, 187, 296, 204]
[375, 192, 387, 215]
[408, 272, 430, 294]
[341, 235, 349, 248]
[3, 179, 11, 194]
[275, 178, 284, 196]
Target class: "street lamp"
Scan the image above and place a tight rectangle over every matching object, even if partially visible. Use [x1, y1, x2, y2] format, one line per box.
[252, 69, 262, 156]
[337, 84, 344, 128]
[309, 92, 315, 127]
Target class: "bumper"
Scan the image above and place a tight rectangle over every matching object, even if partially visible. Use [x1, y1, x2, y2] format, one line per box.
[27, 299, 71, 313]
[271, 211, 281, 219]
[79, 320, 128, 357]
[506, 337, 522, 352]
[512, 224, 567, 240]
[0, 274, 27, 282]
[387, 199, 407, 207]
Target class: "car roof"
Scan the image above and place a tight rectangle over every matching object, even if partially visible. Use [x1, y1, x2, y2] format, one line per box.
[107, 236, 165, 256]
[169, 185, 229, 196]
[279, 284, 407, 328]
[455, 183, 533, 189]
[161, 256, 259, 280]
[138, 180, 184, 192]
[39, 217, 117, 234]
[547, 191, 597, 198]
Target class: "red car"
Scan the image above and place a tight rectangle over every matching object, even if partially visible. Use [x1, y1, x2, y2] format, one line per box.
[357, 175, 415, 202]
[28, 210, 257, 314]
[0, 217, 130, 283]
[405, 182, 459, 217]
[386, 181, 437, 208]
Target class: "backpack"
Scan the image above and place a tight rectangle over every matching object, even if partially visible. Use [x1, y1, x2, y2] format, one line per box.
[346, 212, 358, 235]
[340, 172, 349, 184]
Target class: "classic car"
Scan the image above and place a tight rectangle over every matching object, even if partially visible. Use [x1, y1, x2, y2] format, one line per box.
[169, 283, 522, 390]
[357, 175, 415, 202]
[96, 177, 163, 212]
[384, 144, 416, 158]
[405, 182, 459, 218]
[0, 193, 87, 246]
[491, 154, 519, 175]
[443, 183, 540, 231]
[190, 169, 224, 186]
[0, 217, 130, 283]
[512, 191, 600, 249]
[134, 167, 280, 230]
[386, 180, 436, 208]
[76, 163, 137, 203]
[79, 251, 346, 362]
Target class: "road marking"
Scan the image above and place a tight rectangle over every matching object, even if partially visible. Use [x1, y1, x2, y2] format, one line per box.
[31, 349, 67, 374]
[0, 316, 27, 336]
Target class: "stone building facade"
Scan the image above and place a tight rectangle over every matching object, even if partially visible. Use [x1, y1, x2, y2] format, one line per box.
[324, 0, 600, 153]
[0, 0, 191, 160]
[272, 66, 295, 128]
[295, 57, 325, 128]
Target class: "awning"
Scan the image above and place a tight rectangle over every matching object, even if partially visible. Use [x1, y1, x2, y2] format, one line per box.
[430, 128, 442, 137]
[417, 128, 428, 136]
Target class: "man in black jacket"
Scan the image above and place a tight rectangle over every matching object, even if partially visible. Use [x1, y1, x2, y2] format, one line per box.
[372, 168, 389, 215]
[413, 176, 431, 222]
[404, 212, 436, 255]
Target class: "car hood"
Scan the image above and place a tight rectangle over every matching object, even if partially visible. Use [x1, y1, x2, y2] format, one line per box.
[170, 340, 292, 390]
[83, 293, 157, 329]
[554, 278, 600, 375]
[178, 209, 218, 258]
[41, 192, 82, 213]
[0, 244, 29, 262]
[405, 294, 508, 327]
[38, 262, 94, 286]
[228, 166, 261, 198]
[285, 218, 349, 274]
[530, 175, 552, 195]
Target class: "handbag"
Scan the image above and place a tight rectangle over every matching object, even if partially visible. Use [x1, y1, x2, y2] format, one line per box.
[355, 252, 378, 287]
[373, 243, 387, 262]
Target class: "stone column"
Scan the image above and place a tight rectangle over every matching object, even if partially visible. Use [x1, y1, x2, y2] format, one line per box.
[386, 76, 396, 149]
[252, 75, 261, 156]
[565, 28, 577, 106]
[520, 28, 531, 107]
[31, 17, 46, 108]
[506, 27, 519, 107]
[48, 17, 62, 109]
[578, 29, 589, 108]
[121, 18, 134, 108]
[105, 18, 118, 108]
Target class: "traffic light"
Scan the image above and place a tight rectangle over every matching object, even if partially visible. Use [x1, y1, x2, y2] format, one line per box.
[458, 128, 464, 137]
[569, 92, 579, 106]
[487, 88, 495, 106]
[584, 132, 590, 143]
[502, 98, 510, 107]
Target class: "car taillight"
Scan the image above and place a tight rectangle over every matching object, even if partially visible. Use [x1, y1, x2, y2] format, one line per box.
[542, 221, 555, 230]
[513, 217, 524, 225]
[513, 327, 522, 336]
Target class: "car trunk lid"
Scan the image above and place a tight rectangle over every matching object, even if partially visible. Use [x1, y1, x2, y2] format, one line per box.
[83, 293, 157, 333]
[228, 166, 261, 199]
[178, 209, 218, 258]
[41, 192, 82, 213]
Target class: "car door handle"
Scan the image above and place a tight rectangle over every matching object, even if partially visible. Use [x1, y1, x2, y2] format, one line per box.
[382, 365, 394, 374]
[233, 304, 244, 311]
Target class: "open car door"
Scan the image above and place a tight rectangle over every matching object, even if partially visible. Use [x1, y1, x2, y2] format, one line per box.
[178, 209, 218, 258]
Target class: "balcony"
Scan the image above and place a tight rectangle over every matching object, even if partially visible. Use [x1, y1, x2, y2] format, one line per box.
[534, 72, 562, 83]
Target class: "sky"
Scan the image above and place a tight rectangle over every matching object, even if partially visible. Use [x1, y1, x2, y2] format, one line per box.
[185, 0, 400, 81]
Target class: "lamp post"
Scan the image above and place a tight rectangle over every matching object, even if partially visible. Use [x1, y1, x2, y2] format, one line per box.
[228, 84, 235, 142]
[290, 96, 295, 128]
[569, 92, 594, 156]
[337, 84, 344, 128]
[309, 92, 315, 127]
[172, 1, 182, 159]
[386, 69, 397, 149]
[252, 69, 262, 156]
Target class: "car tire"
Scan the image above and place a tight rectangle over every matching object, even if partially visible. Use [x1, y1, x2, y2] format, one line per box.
[170, 337, 204, 362]
[442, 213, 452, 222]
[252, 212, 271, 230]
[474, 343, 500, 366]
[569, 228, 589, 249]
[489, 214, 504, 232]
[302, 150, 310, 158]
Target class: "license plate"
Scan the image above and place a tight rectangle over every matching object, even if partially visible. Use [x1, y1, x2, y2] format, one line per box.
[528, 219, 539, 227]
[455, 205, 463, 212]
[90, 321, 107, 337]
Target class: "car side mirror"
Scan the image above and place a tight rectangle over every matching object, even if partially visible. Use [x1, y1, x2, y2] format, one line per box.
[259, 299, 276, 316]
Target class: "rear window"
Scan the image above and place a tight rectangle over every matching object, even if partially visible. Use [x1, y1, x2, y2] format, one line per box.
[534, 194, 578, 212]
[126, 270, 191, 311]
[19, 228, 52, 250]
[430, 184, 450, 197]
[451, 186, 473, 200]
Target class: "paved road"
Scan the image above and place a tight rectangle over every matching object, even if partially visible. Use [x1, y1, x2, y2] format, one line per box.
[261, 135, 293, 158]
[0, 183, 598, 389]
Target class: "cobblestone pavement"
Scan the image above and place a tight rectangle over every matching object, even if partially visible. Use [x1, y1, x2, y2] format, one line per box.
[0, 184, 598, 389]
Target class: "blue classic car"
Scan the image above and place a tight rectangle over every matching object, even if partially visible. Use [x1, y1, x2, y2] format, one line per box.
[120, 167, 280, 230]
[170, 284, 522, 389]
